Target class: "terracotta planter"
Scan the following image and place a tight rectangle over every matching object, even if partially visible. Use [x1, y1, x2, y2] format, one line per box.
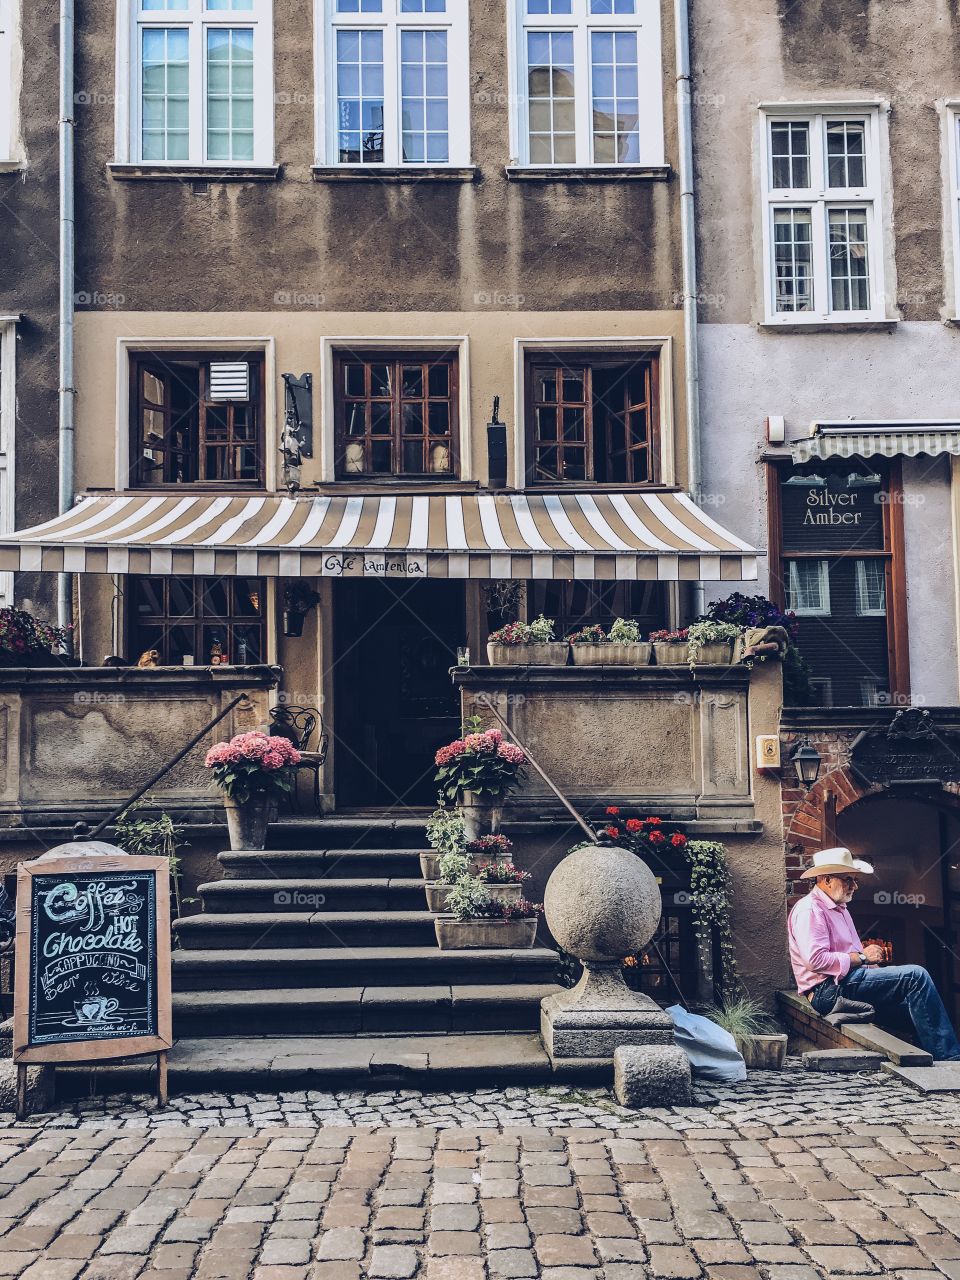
[223, 792, 276, 850]
[486, 642, 568, 666]
[424, 881, 523, 913]
[736, 1032, 788, 1070]
[689, 640, 737, 667]
[434, 916, 539, 950]
[652, 642, 690, 666]
[571, 642, 652, 666]
[460, 790, 504, 842]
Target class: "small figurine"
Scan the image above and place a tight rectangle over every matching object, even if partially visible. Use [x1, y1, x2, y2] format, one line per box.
[137, 649, 159, 668]
[209, 640, 224, 666]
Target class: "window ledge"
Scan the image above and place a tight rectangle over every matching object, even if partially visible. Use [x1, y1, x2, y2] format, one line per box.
[505, 164, 671, 182]
[757, 318, 897, 334]
[0, 159, 25, 173]
[108, 163, 281, 183]
[311, 165, 478, 183]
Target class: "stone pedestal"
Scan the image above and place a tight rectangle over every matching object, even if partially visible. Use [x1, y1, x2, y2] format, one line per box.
[540, 843, 690, 1103]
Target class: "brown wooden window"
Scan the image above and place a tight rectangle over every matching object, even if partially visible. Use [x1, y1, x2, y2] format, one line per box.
[127, 576, 266, 666]
[131, 352, 265, 487]
[525, 353, 659, 484]
[333, 351, 459, 478]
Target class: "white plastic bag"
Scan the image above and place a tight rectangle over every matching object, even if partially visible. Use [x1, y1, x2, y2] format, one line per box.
[665, 1004, 747, 1082]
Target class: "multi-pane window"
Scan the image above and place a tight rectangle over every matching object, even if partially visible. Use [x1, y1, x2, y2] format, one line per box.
[324, 0, 469, 166]
[128, 576, 266, 666]
[515, 0, 664, 167]
[130, 352, 264, 486]
[0, 0, 17, 162]
[525, 353, 659, 483]
[333, 352, 459, 477]
[786, 559, 830, 616]
[855, 558, 886, 616]
[762, 110, 883, 322]
[132, 0, 272, 165]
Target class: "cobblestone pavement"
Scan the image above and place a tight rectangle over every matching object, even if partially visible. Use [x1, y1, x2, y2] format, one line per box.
[0, 1068, 957, 1277]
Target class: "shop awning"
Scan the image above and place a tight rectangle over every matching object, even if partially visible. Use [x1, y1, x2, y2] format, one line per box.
[0, 491, 758, 581]
[791, 421, 960, 463]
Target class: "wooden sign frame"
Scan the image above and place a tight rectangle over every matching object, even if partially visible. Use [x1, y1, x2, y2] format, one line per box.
[13, 851, 172, 1085]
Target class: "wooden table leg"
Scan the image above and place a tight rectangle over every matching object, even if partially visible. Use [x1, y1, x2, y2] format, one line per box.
[157, 1051, 168, 1107]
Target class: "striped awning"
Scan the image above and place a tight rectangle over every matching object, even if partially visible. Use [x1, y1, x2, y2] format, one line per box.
[0, 491, 759, 581]
[791, 422, 960, 463]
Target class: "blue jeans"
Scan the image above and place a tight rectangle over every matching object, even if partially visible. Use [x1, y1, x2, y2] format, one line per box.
[838, 965, 960, 1062]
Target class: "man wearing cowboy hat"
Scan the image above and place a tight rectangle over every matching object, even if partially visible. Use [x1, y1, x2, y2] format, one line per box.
[789, 847, 960, 1061]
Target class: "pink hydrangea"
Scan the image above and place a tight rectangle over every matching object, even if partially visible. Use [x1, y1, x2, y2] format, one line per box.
[205, 731, 300, 771]
[497, 742, 525, 765]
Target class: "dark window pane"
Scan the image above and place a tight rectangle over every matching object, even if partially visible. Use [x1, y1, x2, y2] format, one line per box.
[629, 446, 648, 482]
[403, 439, 424, 472]
[428, 402, 449, 435]
[371, 401, 392, 434]
[562, 373, 585, 401]
[235, 579, 262, 616]
[135, 578, 166, 617]
[234, 625, 261, 663]
[564, 449, 586, 481]
[563, 408, 585, 441]
[168, 578, 195, 616]
[402, 403, 424, 435]
[346, 403, 366, 435]
[205, 447, 226, 479]
[428, 364, 449, 397]
[371, 439, 392, 472]
[202, 625, 229, 663]
[202, 580, 229, 617]
[205, 406, 229, 440]
[537, 372, 557, 402]
[371, 364, 391, 396]
[167, 625, 195, 663]
[536, 446, 560, 479]
[233, 406, 254, 439]
[537, 406, 557, 441]
[402, 366, 423, 397]
[143, 370, 165, 405]
[345, 363, 365, 397]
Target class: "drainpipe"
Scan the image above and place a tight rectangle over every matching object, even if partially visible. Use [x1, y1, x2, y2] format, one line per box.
[57, 0, 76, 646]
[674, 0, 704, 618]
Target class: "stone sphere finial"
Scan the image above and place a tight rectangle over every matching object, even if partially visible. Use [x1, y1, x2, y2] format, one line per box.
[544, 843, 662, 965]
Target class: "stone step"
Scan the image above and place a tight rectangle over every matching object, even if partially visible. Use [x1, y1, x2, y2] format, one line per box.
[219, 849, 425, 880]
[171, 946, 562, 990]
[267, 818, 429, 850]
[173, 910, 444, 949]
[197, 878, 427, 913]
[52, 1032, 608, 1096]
[172, 983, 562, 1036]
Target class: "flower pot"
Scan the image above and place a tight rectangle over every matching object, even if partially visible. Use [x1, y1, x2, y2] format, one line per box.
[223, 792, 276, 850]
[424, 881, 523, 913]
[434, 916, 538, 949]
[690, 640, 736, 667]
[420, 851, 443, 882]
[486, 642, 568, 666]
[652, 641, 690, 666]
[736, 1032, 788, 1071]
[571, 642, 652, 666]
[460, 790, 504, 842]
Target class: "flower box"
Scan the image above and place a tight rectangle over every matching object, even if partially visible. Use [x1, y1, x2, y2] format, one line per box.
[434, 916, 539, 950]
[652, 641, 689, 666]
[486, 642, 568, 666]
[736, 1032, 788, 1071]
[571, 642, 652, 666]
[690, 640, 736, 667]
[424, 881, 522, 913]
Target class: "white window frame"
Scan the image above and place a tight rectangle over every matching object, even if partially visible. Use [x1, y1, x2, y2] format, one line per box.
[760, 105, 887, 325]
[319, 335, 471, 480]
[0, 320, 17, 606]
[0, 0, 21, 164]
[786, 558, 831, 616]
[115, 0, 274, 167]
[854, 557, 886, 617]
[513, 336, 675, 489]
[316, 0, 470, 167]
[508, 0, 663, 168]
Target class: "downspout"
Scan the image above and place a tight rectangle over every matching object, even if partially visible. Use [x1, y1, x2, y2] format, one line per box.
[57, 0, 76, 646]
[674, 0, 704, 617]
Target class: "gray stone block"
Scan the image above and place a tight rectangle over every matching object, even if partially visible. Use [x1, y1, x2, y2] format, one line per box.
[613, 1045, 692, 1107]
[0, 1059, 53, 1114]
[802, 1049, 884, 1073]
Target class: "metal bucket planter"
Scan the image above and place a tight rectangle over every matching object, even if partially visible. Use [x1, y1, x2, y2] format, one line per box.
[736, 1033, 788, 1070]
[434, 916, 539, 949]
[460, 790, 504, 842]
[652, 642, 690, 666]
[223, 793, 276, 850]
[486, 642, 569, 666]
[571, 642, 652, 666]
[690, 641, 737, 667]
[424, 881, 523, 913]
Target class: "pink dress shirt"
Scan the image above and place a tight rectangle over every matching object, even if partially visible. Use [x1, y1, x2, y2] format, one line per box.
[788, 885, 865, 994]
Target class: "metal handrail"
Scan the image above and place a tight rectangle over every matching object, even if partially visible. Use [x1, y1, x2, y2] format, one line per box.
[75, 693, 252, 840]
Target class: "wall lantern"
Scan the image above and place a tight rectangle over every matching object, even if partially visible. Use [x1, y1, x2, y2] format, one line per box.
[282, 585, 321, 638]
[790, 739, 822, 789]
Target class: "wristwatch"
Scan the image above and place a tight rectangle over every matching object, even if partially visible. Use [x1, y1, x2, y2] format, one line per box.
[857, 951, 867, 964]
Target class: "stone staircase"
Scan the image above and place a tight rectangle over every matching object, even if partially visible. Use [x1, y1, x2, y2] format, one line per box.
[170, 817, 563, 1044]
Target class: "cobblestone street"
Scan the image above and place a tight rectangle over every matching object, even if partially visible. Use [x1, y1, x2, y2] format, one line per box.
[0, 1068, 959, 1278]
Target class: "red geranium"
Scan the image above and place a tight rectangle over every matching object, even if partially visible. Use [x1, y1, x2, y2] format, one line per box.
[625, 818, 643, 833]
[648, 830, 666, 844]
[605, 826, 620, 838]
[671, 832, 687, 847]
[606, 805, 620, 816]
[646, 817, 662, 826]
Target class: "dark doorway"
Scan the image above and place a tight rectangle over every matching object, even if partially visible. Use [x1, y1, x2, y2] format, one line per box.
[333, 579, 466, 808]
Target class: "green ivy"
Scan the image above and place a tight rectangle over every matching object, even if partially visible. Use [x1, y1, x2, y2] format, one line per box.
[684, 839, 742, 1006]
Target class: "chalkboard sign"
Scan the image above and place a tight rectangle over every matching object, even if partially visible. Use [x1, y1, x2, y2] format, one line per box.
[14, 847, 172, 1066]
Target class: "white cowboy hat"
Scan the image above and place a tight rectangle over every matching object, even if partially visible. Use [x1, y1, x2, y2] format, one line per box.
[800, 847, 874, 880]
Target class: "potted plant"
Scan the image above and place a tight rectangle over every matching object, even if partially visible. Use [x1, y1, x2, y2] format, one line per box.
[435, 719, 527, 840]
[204, 731, 300, 850]
[686, 619, 741, 669]
[567, 624, 610, 665]
[424, 853, 529, 913]
[434, 876, 542, 949]
[0, 607, 72, 668]
[708, 996, 788, 1071]
[465, 833, 514, 869]
[487, 615, 567, 666]
[649, 627, 689, 665]
[604, 617, 653, 666]
[422, 805, 467, 881]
